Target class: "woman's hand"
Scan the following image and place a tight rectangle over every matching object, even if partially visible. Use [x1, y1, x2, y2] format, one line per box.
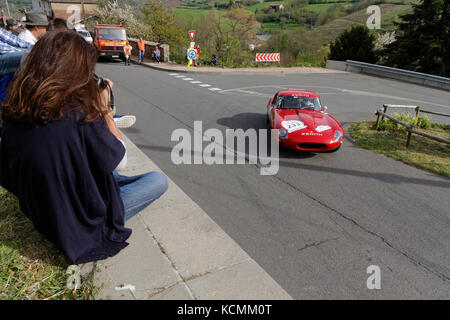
[100, 78, 114, 112]
[99, 78, 122, 141]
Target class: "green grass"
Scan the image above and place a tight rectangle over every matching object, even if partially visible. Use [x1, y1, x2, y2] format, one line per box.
[349, 121, 450, 178]
[0, 187, 98, 300]
[303, 3, 342, 13]
[173, 8, 211, 23]
[173, 7, 228, 23]
[260, 22, 302, 32]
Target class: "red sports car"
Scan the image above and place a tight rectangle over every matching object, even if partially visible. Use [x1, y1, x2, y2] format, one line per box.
[267, 89, 344, 152]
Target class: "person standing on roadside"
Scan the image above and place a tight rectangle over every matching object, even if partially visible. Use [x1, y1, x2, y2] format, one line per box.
[124, 41, 132, 66]
[18, 11, 48, 45]
[137, 37, 145, 64]
[193, 45, 201, 67]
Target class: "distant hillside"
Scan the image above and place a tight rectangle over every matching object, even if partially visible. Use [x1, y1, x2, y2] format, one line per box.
[306, 3, 414, 44]
[129, 0, 182, 8]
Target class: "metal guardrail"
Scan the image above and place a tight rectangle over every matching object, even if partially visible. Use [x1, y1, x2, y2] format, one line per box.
[345, 60, 450, 89]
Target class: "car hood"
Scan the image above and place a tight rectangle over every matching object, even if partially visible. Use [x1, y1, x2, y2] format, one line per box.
[276, 109, 338, 133]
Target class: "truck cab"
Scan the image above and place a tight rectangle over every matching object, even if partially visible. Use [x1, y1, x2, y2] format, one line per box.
[93, 24, 128, 61]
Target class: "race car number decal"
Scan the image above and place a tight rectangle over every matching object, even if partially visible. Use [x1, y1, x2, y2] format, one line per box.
[315, 125, 331, 133]
[281, 120, 307, 133]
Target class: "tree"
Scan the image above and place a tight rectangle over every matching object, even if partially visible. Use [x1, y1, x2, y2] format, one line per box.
[328, 25, 377, 63]
[190, 8, 257, 65]
[94, 0, 152, 40]
[382, 0, 449, 77]
[140, 0, 185, 45]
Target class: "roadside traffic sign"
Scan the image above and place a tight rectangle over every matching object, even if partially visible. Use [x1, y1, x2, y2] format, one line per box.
[256, 53, 280, 62]
[188, 30, 196, 41]
[187, 49, 197, 60]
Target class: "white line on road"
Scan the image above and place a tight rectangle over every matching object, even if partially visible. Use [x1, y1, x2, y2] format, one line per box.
[199, 84, 211, 87]
[168, 73, 178, 76]
[190, 81, 202, 84]
[183, 78, 194, 81]
[209, 88, 222, 91]
[220, 84, 450, 109]
[175, 75, 186, 78]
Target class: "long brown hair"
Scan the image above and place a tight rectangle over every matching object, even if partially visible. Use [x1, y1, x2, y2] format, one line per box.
[4, 31, 105, 125]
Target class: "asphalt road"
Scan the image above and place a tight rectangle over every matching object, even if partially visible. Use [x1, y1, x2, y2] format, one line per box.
[96, 61, 450, 299]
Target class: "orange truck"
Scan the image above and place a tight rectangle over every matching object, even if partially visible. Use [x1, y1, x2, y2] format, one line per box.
[93, 24, 129, 61]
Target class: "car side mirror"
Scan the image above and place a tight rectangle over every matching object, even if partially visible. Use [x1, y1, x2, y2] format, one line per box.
[323, 106, 328, 112]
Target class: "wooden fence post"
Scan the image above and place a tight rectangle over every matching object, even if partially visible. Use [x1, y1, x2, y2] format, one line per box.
[375, 110, 381, 131]
[381, 105, 388, 121]
[406, 131, 412, 148]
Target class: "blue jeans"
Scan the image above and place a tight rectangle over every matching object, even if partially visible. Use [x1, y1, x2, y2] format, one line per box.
[0, 51, 24, 76]
[113, 171, 168, 221]
[139, 51, 144, 62]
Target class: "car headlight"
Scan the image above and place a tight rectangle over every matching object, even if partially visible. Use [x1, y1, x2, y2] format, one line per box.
[279, 128, 288, 140]
[334, 130, 343, 142]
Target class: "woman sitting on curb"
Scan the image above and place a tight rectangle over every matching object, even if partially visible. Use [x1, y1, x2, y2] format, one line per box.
[0, 31, 168, 264]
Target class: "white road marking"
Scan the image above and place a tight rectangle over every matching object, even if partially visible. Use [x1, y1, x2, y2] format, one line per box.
[167, 73, 224, 94]
[220, 84, 450, 109]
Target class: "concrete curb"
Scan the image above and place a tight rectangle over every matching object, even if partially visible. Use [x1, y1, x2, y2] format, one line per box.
[131, 58, 343, 75]
[93, 133, 292, 300]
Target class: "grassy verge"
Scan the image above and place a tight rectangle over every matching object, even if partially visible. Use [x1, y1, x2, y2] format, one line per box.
[349, 121, 450, 178]
[0, 187, 98, 300]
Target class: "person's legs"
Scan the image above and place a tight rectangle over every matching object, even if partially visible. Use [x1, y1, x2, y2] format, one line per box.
[113, 171, 168, 221]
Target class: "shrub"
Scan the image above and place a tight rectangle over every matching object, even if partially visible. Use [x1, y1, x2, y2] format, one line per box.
[416, 116, 431, 129]
[329, 25, 377, 63]
[377, 112, 432, 132]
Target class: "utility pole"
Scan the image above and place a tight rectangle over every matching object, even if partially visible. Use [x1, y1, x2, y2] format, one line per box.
[5, 0, 10, 17]
[81, 0, 86, 21]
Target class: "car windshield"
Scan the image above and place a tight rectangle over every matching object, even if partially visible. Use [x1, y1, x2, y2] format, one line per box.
[98, 28, 126, 41]
[277, 96, 322, 111]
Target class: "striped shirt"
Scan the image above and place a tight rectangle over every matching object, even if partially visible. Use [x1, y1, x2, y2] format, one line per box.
[0, 28, 31, 54]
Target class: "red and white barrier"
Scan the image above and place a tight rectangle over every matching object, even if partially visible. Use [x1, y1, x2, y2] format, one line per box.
[256, 53, 280, 62]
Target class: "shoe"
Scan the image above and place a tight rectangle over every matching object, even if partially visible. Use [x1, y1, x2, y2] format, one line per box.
[114, 115, 136, 128]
